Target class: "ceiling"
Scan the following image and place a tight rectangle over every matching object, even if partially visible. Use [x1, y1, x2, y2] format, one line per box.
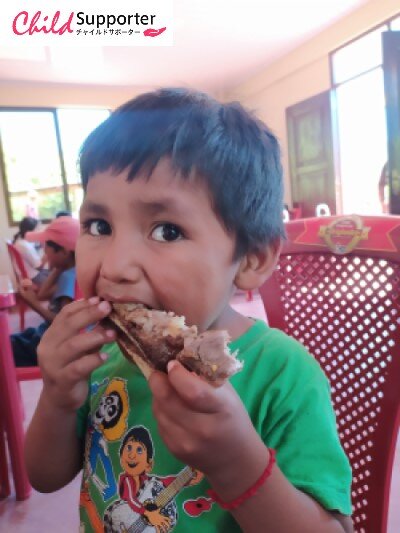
[0, 0, 370, 92]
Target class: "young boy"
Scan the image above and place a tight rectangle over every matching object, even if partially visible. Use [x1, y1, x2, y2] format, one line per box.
[12, 216, 79, 366]
[25, 89, 353, 532]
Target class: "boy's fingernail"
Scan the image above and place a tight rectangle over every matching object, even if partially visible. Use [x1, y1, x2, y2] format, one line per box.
[98, 301, 111, 313]
[105, 329, 115, 338]
[167, 360, 179, 373]
[99, 352, 109, 361]
[89, 296, 99, 305]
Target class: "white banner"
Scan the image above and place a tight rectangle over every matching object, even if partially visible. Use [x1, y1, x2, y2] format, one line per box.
[0, 0, 173, 46]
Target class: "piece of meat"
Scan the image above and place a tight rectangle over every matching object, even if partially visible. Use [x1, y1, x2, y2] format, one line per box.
[105, 303, 243, 384]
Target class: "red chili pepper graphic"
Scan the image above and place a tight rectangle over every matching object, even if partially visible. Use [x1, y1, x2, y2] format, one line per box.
[143, 27, 166, 37]
[184, 497, 213, 517]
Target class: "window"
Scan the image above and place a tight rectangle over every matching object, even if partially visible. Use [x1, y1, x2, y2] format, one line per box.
[330, 16, 399, 215]
[0, 107, 109, 224]
[336, 68, 387, 214]
[390, 16, 400, 30]
[332, 26, 387, 85]
[57, 108, 110, 216]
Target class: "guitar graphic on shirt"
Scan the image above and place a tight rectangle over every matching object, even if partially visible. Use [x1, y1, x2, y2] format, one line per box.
[104, 466, 196, 533]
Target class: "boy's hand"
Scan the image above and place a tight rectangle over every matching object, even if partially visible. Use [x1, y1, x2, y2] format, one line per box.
[149, 361, 264, 484]
[18, 283, 40, 306]
[37, 297, 116, 412]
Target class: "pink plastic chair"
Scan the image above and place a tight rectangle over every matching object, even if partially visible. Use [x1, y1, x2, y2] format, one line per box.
[0, 277, 82, 499]
[0, 290, 31, 500]
[260, 215, 400, 533]
[6, 240, 29, 331]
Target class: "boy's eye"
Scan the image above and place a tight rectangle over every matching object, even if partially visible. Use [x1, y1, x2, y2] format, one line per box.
[85, 219, 111, 236]
[151, 223, 183, 242]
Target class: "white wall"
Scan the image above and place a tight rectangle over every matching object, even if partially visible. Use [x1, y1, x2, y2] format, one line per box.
[1, 0, 399, 275]
[224, 0, 400, 206]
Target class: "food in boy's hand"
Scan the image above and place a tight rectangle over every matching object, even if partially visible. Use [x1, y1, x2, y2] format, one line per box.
[103, 303, 243, 384]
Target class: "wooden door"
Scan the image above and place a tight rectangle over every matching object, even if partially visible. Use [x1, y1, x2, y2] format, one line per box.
[383, 31, 400, 214]
[286, 91, 336, 217]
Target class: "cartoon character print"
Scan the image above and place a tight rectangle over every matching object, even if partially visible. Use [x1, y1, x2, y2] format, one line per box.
[81, 378, 129, 504]
[104, 426, 203, 533]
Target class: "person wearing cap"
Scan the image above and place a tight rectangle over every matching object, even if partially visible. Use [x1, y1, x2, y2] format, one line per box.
[11, 216, 80, 367]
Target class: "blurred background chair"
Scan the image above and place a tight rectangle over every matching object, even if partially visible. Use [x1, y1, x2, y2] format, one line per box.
[315, 203, 331, 217]
[260, 215, 400, 533]
[0, 277, 82, 500]
[0, 279, 31, 500]
[6, 240, 29, 331]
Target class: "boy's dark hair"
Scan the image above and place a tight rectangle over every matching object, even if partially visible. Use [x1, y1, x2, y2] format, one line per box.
[79, 88, 285, 258]
[45, 240, 76, 261]
[45, 240, 64, 253]
[120, 425, 154, 460]
[13, 216, 38, 243]
[55, 210, 71, 218]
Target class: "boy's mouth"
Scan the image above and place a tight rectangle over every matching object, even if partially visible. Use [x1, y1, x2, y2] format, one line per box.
[98, 294, 154, 310]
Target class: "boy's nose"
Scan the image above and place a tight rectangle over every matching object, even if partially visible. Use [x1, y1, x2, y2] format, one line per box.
[99, 237, 143, 284]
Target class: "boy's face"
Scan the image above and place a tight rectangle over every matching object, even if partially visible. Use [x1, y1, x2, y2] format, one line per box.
[44, 243, 70, 269]
[76, 159, 241, 332]
[120, 438, 151, 477]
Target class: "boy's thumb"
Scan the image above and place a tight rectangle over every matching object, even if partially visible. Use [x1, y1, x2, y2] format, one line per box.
[167, 360, 220, 413]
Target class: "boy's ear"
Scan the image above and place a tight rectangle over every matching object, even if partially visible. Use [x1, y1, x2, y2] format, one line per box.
[234, 240, 281, 291]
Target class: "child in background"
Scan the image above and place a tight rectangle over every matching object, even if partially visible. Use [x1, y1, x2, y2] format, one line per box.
[12, 216, 48, 286]
[12, 216, 79, 367]
[25, 89, 352, 532]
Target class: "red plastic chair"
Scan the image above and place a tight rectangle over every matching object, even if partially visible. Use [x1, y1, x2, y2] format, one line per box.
[6, 240, 29, 331]
[0, 276, 82, 499]
[0, 291, 31, 500]
[6, 241, 42, 380]
[259, 215, 400, 533]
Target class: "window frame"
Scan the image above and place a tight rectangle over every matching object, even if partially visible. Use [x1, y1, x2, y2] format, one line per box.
[0, 106, 70, 226]
[329, 13, 400, 89]
[0, 105, 109, 226]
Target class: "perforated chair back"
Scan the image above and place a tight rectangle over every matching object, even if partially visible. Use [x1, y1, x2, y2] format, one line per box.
[259, 215, 400, 533]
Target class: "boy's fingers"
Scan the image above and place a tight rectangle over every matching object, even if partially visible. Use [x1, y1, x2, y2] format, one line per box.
[63, 352, 108, 386]
[55, 297, 98, 315]
[53, 299, 112, 341]
[58, 327, 116, 365]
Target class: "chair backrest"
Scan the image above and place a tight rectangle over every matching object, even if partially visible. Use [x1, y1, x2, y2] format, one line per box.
[259, 215, 400, 533]
[6, 241, 28, 283]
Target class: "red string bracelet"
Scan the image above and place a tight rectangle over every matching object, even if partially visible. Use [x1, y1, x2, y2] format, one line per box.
[207, 448, 276, 511]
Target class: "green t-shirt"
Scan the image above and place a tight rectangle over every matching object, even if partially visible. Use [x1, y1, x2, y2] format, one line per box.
[77, 320, 352, 532]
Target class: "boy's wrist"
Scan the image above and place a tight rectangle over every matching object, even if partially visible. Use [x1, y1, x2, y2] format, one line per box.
[40, 386, 79, 418]
[207, 438, 269, 503]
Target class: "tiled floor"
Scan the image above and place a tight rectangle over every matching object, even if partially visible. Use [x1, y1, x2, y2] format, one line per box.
[1, 292, 399, 532]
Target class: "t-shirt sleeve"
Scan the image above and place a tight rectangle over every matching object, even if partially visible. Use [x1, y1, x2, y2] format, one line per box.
[53, 268, 76, 302]
[262, 339, 352, 516]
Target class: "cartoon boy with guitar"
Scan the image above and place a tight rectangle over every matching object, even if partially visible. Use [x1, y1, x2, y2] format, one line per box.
[104, 425, 203, 533]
